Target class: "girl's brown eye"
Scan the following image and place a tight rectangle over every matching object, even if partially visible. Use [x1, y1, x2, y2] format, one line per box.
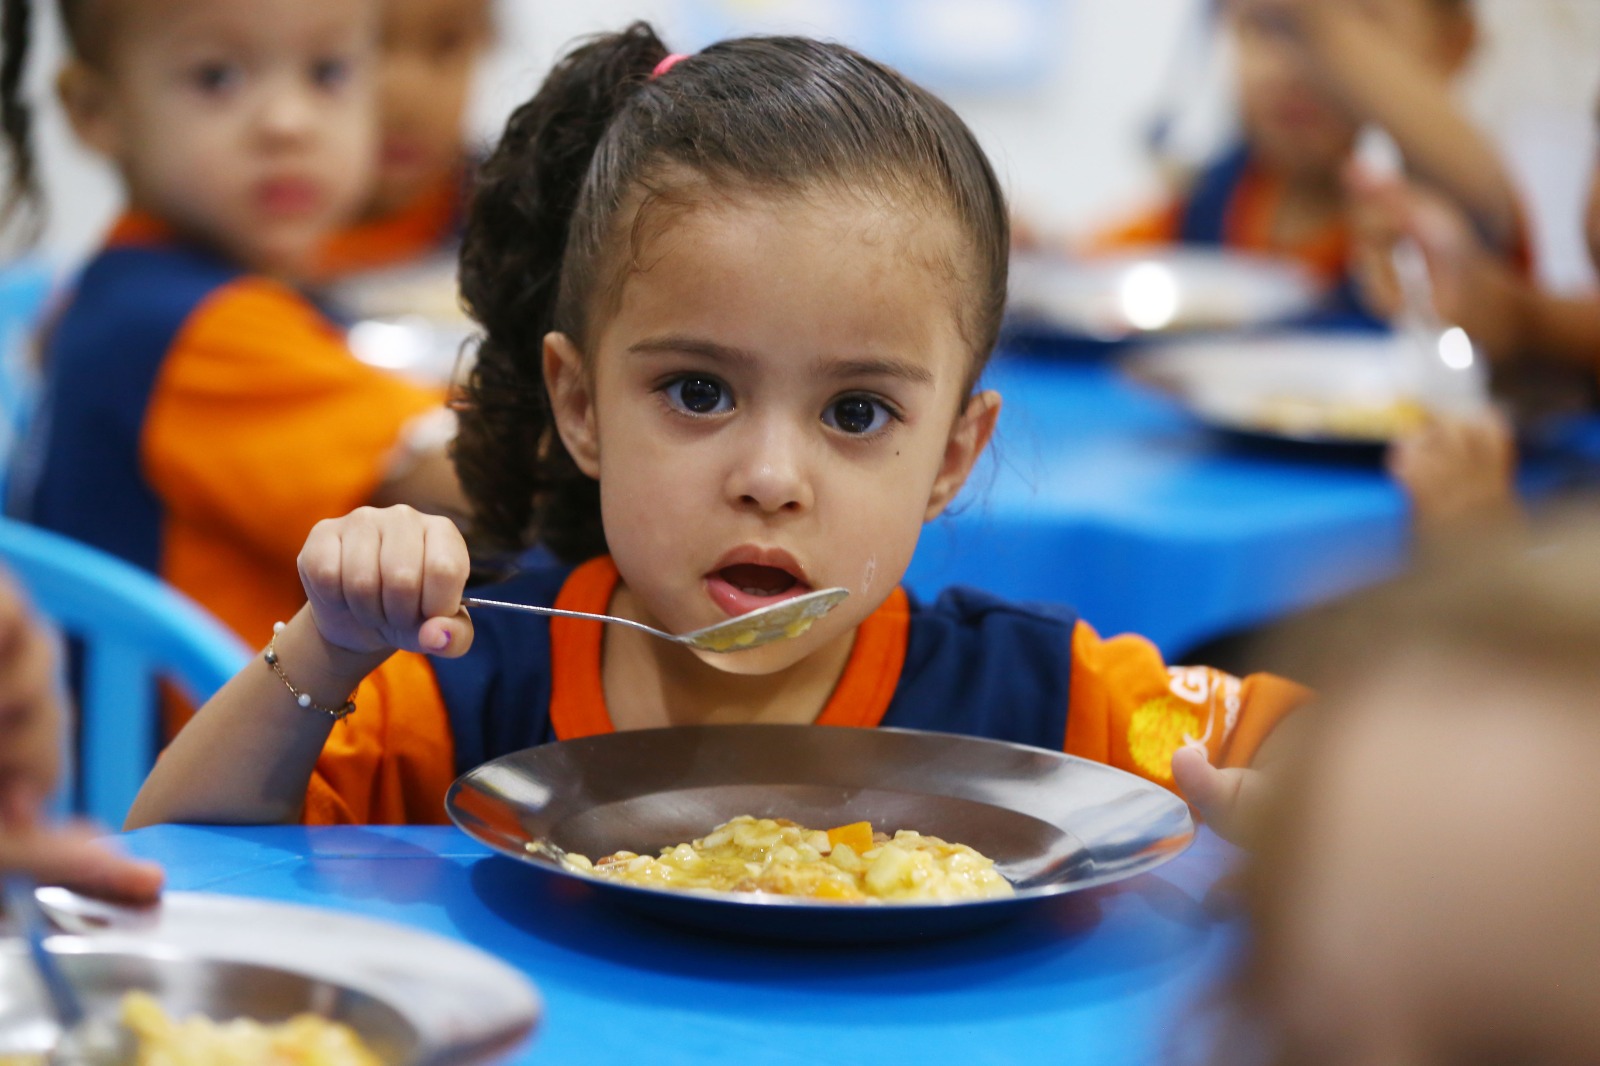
[823, 396, 891, 435]
[673, 377, 725, 414]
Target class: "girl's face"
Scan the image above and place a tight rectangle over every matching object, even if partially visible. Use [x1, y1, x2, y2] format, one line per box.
[368, 0, 491, 219]
[62, 0, 377, 275]
[545, 188, 999, 677]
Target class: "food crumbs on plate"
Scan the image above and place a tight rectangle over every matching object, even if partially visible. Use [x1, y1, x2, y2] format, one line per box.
[556, 815, 1014, 904]
[118, 990, 383, 1066]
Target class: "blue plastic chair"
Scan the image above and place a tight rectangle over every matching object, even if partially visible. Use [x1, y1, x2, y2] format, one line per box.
[0, 517, 251, 827]
[0, 259, 53, 479]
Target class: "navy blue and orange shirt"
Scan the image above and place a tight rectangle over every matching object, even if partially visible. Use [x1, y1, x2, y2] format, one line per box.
[306, 557, 1307, 825]
[11, 213, 445, 721]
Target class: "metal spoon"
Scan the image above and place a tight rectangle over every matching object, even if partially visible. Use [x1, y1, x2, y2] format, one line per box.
[462, 586, 849, 653]
[1356, 126, 1490, 414]
[1, 876, 134, 1066]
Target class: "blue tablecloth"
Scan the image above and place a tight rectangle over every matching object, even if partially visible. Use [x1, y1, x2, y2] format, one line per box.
[905, 353, 1414, 655]
[119, 824, 1243, 1065]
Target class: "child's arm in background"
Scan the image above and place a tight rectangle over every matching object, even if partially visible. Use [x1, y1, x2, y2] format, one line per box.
[1348, 169, 1600, 371]
[368, 407, 472, 526]
[0, 569, 164, 900]
[1388, 410, 1525, 538]
[1237, 0, 1520, 249]
[124, 507, 476, 828]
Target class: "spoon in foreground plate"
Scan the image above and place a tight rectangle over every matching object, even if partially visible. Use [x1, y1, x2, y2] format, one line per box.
[461, 586, 849, 653]
[1, 876, 135, 1065]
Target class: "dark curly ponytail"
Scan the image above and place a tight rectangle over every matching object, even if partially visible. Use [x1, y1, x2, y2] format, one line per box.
[455, 23, 667, 564]
[454, 20, 1008, 564]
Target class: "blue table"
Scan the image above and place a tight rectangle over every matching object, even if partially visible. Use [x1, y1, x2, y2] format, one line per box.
[904, 353, 1413, 656]
[120, 824, 1244, 1066]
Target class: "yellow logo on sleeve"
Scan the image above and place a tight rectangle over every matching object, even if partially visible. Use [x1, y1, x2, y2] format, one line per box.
[1128, 696, 1204, 782]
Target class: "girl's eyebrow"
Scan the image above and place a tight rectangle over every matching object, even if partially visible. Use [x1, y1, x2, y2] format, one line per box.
[628, 335, 934, 385]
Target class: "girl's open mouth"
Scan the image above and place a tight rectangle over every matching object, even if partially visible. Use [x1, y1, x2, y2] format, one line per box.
[706, 563, 810, 618]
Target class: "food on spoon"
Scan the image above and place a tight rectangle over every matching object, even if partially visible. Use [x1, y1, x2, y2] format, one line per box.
[546, 815, 1014, 903]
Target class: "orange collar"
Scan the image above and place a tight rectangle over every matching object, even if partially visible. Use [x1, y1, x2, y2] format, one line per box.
[548, 556, 911, 739]
[106, 210, 181, 249]
[1226, 165, 1349, 287]
[311, 169, 462, 282]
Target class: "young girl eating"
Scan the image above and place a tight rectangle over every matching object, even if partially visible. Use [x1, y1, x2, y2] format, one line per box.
[127, 23, 1305, 830]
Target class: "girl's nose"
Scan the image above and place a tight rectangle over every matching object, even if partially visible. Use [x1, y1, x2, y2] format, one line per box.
[725, 425, 814, 515]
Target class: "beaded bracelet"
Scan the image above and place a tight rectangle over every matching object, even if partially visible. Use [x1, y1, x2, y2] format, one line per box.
[263, 622, 357, 722]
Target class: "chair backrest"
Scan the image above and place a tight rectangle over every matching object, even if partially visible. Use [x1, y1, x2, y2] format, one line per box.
[0, 259, 52, 478]
[0, 516, 251, 827]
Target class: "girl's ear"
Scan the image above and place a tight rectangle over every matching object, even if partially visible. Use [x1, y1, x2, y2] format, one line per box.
[56, 61, 120, 159]
[924, 389, 1000, 521]
[543, 331, 601, 478]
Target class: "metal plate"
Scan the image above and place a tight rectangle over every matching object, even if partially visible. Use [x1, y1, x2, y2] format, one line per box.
[1007, 249, 1319, 342]
[446, 725, 1194, 942]
[1124, 331, 1420, 448]
[0, 890, 540, 1063]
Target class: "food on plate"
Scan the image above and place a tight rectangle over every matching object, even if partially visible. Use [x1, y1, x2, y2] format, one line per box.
[119, 991, 382, 1066]
[0, 991, 382, 1066]
[1249, 395, 1429, 441]
[547, 815, 1014, 903]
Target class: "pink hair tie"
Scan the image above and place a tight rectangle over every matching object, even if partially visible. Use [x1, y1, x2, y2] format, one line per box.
[651, 53, 689, 80]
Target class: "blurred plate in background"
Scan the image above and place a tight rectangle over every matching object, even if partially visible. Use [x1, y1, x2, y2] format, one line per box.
[0, 890, 539, 1064]
[330, 257, 479, 387]
[1006, 248, 1320, 348]
[447, 724, 1194, 943]
[1125, 332, 1424, 447]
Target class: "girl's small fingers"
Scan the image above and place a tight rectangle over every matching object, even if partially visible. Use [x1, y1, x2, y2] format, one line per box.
[417, 609, 475, 659]
[298, 520, 348, 607]
[418, 516, 470, 622]
[337, 514, 388, 632]
[377, 511, 427, 632]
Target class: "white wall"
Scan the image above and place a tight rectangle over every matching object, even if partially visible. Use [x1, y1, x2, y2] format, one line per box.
[13, 0, 1600, 289]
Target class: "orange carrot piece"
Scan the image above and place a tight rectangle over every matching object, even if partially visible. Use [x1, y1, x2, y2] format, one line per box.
[827, 821, 874, 854]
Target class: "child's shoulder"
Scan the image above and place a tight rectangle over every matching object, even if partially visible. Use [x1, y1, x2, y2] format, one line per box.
[906, 583, 1077, 628]
[902, 584, 1080, 664]
[51, 238, 250, 367]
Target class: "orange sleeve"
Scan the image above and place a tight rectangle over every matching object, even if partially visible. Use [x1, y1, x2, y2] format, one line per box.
[302, 651, 458, 825]
[1063, 621, 1308, 792]
[142, 277, 446, 564]
[1083, 200, 1183, 255]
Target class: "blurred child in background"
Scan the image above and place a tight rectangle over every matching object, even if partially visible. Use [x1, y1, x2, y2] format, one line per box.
[1201, 519, 1600, 1064]
[1095, 0, 1523, 322]
[0, 0, 467, 736]
[0, 567, 162, 902]
[312, 0, 493, 283]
